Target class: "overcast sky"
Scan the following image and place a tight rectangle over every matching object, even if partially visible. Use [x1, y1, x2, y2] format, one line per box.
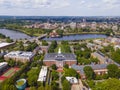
[0, 0, 120, 16]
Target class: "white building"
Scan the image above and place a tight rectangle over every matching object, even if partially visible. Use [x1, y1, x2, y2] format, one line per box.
[66, 77, 78, 84]
[4, 51, 35, 63]
[38, 66, 48, 82]
[0, 42, 15, 49]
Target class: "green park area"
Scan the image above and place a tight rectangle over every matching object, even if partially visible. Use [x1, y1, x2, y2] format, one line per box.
[55, 41, 71, 53]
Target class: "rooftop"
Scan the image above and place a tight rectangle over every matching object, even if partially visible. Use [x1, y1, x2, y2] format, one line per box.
[0, 42, 13, 48]
[72, 64, 108, 75]
[66, 77, 78, 84]
[44, 53, 76, 61]
[38, 66, 48, 82]
[5, 51, 35, 59]
[0, 62, 8, 70]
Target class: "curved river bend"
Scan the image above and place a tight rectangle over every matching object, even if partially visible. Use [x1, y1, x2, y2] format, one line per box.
[0, 29, 31, 40]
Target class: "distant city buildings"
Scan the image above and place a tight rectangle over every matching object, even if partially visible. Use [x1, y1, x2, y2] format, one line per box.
[4, 51, 35, 63]
[23, 21, 120, 32]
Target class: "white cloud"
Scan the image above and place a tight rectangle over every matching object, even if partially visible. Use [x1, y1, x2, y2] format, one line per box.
[0, 0, 70, 9]
[79, 0, 86, 5]
[102, 0, 120, 9]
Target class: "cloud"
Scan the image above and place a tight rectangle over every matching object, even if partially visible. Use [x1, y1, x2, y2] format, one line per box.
[102, 0, 120, 9]
[79, 0, 86, 5]
[0, 0, 70, 9]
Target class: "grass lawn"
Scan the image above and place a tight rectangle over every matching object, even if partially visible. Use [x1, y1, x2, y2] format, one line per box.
[55, 45, 65, 53]
[3, 68, 15, 77]
[55, 44, 71, 53]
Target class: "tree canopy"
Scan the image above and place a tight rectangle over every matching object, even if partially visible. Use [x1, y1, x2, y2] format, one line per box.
[84, 66, 95, 80]
[93, 78, 120, 90]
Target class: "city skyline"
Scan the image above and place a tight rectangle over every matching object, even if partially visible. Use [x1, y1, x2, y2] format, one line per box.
[0, 0, 120, 16]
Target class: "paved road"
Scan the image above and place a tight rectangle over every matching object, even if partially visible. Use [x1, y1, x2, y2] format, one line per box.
[71, 79, 89, 90]
[59, 72, 62, 90]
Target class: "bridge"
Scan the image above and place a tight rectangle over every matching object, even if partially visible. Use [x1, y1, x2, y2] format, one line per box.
[36, 34, 47, 40]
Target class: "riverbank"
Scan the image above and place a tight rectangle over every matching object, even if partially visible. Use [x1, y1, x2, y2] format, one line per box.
[0, 29, 31, 40]
[0, 27, 107, 37]
[63, 32, 106, 36]
[42, 34, 107, 41]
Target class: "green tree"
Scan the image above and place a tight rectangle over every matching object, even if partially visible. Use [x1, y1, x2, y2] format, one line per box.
[51, 64, 57, 70]
[30, 87, 36, 90]
[64, 68, 78, 77]
[42, 40, 48, 46]
[93, 78, 120, 90]
[107, 64, 120, 78]
[7, 59, 16, 67]
[64, 64, 69, 69]
[62, 79, 71, 90]
[51, 71, 59, 80]
[84, 66, 95, 80]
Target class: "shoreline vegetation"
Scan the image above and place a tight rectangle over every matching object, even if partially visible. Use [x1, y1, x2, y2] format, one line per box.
[0, 27, 108, 37]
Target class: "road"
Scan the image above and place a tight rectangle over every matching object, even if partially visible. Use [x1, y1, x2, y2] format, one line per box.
[59, 72, 62, 90]
[71, 79, 89, 90]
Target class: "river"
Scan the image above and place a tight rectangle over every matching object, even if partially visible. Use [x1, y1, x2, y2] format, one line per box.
[0, 29, 31, 40]
[0, 29, 107, 41]
[42, 34, 107, 41]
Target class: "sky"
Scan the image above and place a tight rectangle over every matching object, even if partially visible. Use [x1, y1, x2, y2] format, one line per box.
[0, 0, 120, 16]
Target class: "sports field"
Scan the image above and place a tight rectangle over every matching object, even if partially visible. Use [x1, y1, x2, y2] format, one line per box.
[0, 67, 20, 83]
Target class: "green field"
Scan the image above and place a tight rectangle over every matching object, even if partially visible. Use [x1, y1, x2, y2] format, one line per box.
[3, 68, 15, 77]
[55, 44, 71, 53]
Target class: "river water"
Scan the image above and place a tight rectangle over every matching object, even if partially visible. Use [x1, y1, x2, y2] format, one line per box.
[0, 29, 107, 41]
[42, 34, 107, 41]
[0, 29, 31, 40]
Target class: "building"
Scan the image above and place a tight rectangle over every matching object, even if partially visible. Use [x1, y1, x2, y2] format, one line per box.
[4, 51, 35, 63]
[37, 66, 48, 82]
[0, 62, 8, 75]
[0, 42, 15, 49]
[72, 64, 108, 79]
[91, 51, 113, 64]
[66, 77, 78, 84]
[43, 48, 77, 67]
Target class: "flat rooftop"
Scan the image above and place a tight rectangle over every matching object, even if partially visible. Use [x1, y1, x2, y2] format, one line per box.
[44, 53, 76, 61]
[38, 66, 47, 82]
[0, 62, 8, 70]
[4, 51, 35, 59]
[0, 42, 13, 48]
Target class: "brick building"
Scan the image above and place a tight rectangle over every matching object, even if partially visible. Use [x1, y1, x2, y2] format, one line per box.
[72, 64, 108, 79]
[43, 48, 77, 67]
